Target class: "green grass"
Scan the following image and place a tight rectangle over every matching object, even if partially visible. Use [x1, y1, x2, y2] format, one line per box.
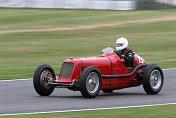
[0, 8, 176, 79]
[1, 104, 176, 118]
[1, 8, 176, 31]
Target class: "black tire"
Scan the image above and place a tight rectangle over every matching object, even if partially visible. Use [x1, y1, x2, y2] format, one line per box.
[102, 89, 114, 93]
[79, 66, 102, 98]
[142, 64, 164, 95]
[33, 64, 55, 96]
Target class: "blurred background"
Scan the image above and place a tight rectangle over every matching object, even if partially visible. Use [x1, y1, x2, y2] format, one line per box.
[0, 0, 176, 80]
[0, 0, 176, 10]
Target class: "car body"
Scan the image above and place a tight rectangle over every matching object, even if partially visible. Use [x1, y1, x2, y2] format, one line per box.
[57, 51, 145, 89]
[33, 47, 164, 98]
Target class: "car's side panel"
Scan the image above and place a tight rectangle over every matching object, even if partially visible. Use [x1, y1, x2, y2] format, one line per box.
[101, 53, 146, 90]
[79, 56, 112, 76]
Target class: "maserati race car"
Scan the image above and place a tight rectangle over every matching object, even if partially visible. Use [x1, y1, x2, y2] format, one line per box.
[33, 47, 164, 98]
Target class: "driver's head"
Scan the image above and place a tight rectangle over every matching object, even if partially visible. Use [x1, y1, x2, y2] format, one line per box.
[116, 37, 128, 51]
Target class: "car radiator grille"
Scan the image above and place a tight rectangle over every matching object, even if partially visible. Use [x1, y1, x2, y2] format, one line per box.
[59, 62, 74, 78]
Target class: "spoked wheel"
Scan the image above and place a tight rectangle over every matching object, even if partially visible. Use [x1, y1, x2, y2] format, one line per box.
[86, 72, 100, 94]
[142, 64, 164, 95]
[33, 64, 56, 96]
[150, 70, 162, 90]
[79, 66, 102, 98]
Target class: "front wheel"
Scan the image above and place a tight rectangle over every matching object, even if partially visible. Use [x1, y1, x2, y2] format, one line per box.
[33, 64, 55, 96]
[79, 66, 102, 98]
[142, 64, 164, 95]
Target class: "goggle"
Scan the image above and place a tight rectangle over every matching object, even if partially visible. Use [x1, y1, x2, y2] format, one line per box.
[116, 43, 123, 47]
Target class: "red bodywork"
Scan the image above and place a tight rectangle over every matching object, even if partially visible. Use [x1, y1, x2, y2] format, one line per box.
[55, 52, 146, 90]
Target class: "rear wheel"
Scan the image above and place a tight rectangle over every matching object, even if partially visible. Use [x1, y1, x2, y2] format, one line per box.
[142, 64, 164, 95]
[79, 66, 102, 98]
[33, 64, 55, 96]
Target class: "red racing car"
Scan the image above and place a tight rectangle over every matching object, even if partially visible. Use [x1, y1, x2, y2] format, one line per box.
[33, 47, 164, 98]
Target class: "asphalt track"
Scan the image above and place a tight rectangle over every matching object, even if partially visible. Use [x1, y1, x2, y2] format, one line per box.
[0, 69, 176, 116]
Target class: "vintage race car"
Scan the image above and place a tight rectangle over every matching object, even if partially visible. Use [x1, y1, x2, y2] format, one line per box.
[33, 47, 164, 98]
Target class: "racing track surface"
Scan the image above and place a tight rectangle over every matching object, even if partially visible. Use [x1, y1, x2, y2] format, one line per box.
[0, 69, 175, 115]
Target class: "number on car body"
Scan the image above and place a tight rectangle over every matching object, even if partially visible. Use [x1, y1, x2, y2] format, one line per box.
[137, 55, 144, 64]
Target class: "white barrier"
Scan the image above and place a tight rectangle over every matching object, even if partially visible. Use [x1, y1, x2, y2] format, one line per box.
[0, 0, 136, 10]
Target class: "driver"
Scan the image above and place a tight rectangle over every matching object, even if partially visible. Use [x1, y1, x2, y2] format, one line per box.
[115, 37, 135, 67]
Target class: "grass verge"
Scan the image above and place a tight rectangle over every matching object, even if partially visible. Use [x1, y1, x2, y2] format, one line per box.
[0, 8, 176, 79]
[1, 104, 176, 118]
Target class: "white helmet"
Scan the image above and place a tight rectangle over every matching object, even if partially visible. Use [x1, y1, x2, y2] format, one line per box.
[116, 37, 128, 51]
